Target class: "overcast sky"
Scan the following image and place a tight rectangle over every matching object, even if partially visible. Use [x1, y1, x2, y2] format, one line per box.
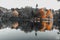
[0, 0, 60, 10]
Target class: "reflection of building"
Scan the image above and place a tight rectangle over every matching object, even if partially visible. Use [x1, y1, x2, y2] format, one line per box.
[11, 21, 19, 29]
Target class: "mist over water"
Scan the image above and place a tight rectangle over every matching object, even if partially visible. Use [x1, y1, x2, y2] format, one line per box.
[0, 28, 60, 40]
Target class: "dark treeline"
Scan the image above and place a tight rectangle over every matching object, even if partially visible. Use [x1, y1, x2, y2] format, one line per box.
[0, 7, 60, 34]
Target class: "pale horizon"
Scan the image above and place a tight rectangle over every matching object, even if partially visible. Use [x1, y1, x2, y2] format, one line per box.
[0, 0, 60, 10]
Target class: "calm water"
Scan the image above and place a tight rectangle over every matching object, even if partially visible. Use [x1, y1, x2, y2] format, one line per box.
[0, 28, 60, 40]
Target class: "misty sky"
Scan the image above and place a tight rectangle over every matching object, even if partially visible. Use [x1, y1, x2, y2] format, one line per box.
[0, 0, 60, 10]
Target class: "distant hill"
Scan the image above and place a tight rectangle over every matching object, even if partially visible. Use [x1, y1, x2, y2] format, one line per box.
[57, 0, 60, 1]
[0, 7, 8, 13]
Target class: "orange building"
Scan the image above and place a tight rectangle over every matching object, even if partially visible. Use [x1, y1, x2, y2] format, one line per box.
[39, 8, 53, 31]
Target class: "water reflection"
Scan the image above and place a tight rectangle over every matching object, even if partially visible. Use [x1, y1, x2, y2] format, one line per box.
[0, 7, 60, 40]
[0, 15, 59, 32]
